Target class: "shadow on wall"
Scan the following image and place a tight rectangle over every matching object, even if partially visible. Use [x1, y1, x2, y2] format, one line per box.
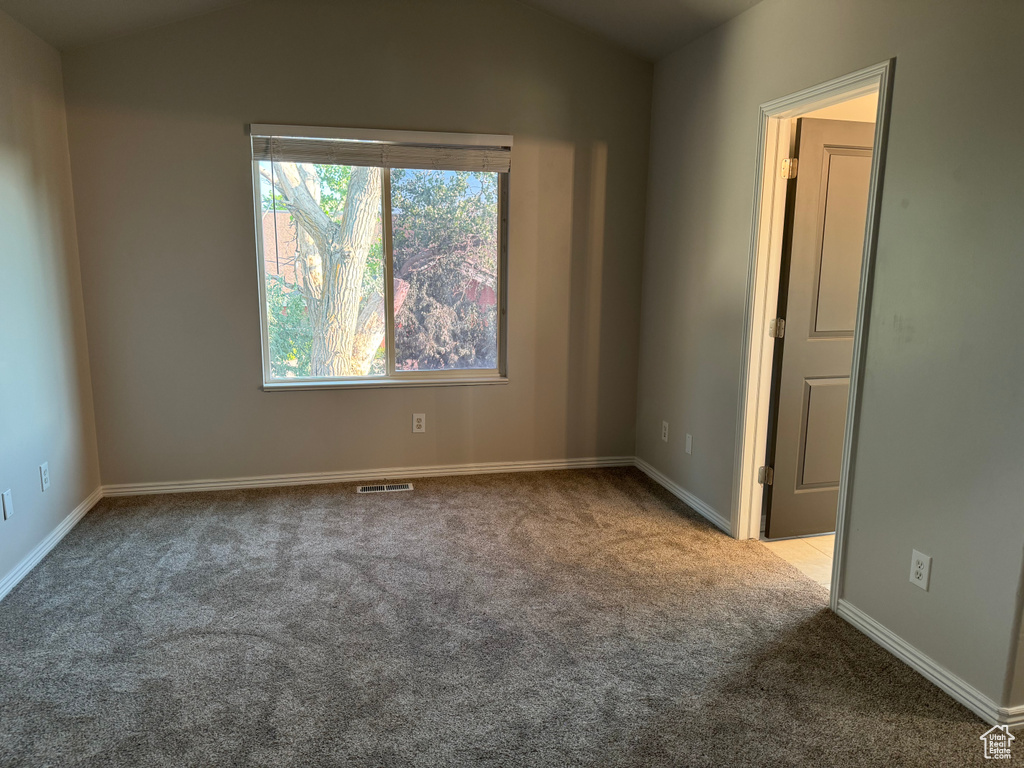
[636, 32, 754, 517]
[398, 135, 623, 465]
[566, 140, 611, 457]
[0, 48, 100, 580]
[495, 137, 619, 459]
[0, 83, 95, 473]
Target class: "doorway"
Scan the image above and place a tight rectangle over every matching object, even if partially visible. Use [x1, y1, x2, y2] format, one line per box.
[733, 62, 895, 602]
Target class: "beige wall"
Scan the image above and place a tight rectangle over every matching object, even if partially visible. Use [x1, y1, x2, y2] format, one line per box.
[0, 11, 100, 581]
[636, 0, 1024, 707]
[801, 91, 878, 122]
[61, 0, 652, 485]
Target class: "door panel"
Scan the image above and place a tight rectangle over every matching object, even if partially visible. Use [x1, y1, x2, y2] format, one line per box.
[799, 378, 850, 487]
[813, 152, 872, 334]
[764, 118, 874, 539]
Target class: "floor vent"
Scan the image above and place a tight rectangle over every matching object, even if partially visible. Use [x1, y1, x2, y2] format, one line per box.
[357, 483, 414, 494]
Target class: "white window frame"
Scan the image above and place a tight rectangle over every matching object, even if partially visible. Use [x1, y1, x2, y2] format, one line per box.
[250, 124, 511, 390]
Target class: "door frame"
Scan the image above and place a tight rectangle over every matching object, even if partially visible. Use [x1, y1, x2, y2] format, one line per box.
[731, 60, 895, 609]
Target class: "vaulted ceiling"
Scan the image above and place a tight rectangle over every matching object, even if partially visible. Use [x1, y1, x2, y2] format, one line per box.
[0, 0, 762, 59]
[524, 0, 762, 59]
[0, 0, 243, 51]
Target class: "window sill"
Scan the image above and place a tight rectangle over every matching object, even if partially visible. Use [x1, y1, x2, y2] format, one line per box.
[261, 376, 508, 392]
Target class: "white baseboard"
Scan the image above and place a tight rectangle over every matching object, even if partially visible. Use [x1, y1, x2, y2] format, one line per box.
[836, 598, 1022, 728]
[102, 456, 636, 497]
[633, 457, 732, 535]
[0, 486, 103, 603]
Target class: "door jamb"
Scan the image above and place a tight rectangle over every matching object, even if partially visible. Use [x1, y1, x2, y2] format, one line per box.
[731, 60, 896, 612]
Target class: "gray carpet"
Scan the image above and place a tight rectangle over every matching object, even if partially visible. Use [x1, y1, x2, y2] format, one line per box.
[0, 468, 990, 766]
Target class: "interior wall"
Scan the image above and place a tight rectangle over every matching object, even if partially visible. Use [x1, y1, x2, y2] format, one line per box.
[0, 11, 100, 581]
[801, 91, 878, 122]
[61, 0, 652, 485]
[637, 0, 1024, 707]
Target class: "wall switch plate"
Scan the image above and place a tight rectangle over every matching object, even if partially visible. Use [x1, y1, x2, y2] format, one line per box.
[910, 549, 931, 591]
[685, 434, 693, 455]
[412, 413, 426, 433]
[1, 489, 12, 520]
[661, 421, 669, 442]
[40, 462, 50, 491]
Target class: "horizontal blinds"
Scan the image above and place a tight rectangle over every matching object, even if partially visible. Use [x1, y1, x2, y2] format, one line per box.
[251, 135, 511, 173]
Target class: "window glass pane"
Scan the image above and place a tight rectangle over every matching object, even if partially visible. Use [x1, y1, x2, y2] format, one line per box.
[259, 161, 385, 378]
[390, 169, 500, 372]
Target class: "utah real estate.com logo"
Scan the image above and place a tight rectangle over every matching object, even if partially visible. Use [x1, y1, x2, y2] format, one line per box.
[980, 725, 1015, 760]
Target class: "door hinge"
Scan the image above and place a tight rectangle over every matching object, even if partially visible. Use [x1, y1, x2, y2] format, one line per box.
[780, 158, 798, 179]
[768, 317, 786, 339]
[758, 466, 774, 486]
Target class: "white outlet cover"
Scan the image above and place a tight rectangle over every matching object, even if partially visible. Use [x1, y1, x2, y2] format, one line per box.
[661, 421, 669, 442]
[40, 462, 50, 491]
[685, 434, 693, 454]
[2, 489, 12, 520]
[910, 549, 931, 591]
[412, 413, 426, 433]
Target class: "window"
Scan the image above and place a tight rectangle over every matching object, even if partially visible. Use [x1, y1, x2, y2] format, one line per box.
[251, 125, 510, 388]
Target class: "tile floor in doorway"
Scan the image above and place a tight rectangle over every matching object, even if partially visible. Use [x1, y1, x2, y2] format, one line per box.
[760, 535, 835, 589]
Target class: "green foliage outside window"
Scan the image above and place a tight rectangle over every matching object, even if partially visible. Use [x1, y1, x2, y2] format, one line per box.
[262, 162, 499, 378]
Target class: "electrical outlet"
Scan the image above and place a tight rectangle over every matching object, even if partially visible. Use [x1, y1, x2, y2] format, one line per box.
[685, 434, 693, 455]
[40, 462, 50, 491]
[661, 421, 669, 442]
[910, 549, 931, 591]
[1, 489, 12, 520]
[412, 413, 426, 433]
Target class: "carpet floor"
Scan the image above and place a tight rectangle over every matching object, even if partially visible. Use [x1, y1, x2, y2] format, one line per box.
[0, 468, 991, 766]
